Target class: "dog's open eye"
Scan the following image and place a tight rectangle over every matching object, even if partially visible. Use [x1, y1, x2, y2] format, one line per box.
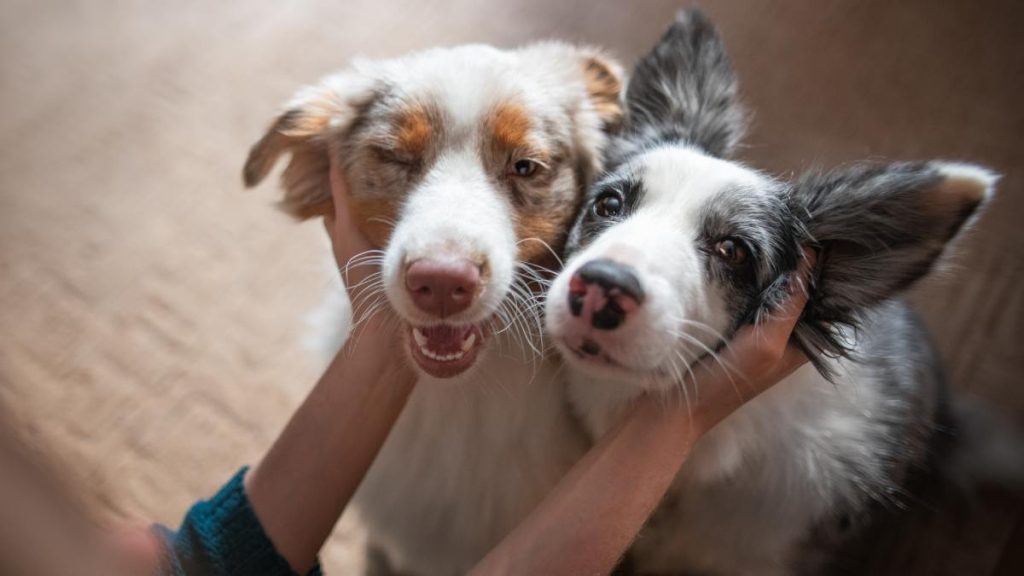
[593, 191, 623, 218]
[511, 159, 538, 177]
[714, 238, 748, 265]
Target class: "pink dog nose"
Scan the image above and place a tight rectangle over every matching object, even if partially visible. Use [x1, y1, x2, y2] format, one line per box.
[405, 257, 481, 317]
[568, 259, 644, 330]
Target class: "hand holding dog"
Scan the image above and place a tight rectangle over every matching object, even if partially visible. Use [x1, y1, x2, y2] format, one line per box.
[323, 157, 383, 309]
[243, 158, 415, 573]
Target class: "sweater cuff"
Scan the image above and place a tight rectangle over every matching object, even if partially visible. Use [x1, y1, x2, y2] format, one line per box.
[153, 467, 322, 576]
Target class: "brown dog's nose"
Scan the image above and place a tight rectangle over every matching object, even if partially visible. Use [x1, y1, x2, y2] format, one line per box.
[405, 257, 481, 317]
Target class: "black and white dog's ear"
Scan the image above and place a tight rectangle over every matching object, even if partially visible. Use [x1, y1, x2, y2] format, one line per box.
[243, 72, 378, 219]
[791, 161, 997, 322]
[623, 8, 745, 158]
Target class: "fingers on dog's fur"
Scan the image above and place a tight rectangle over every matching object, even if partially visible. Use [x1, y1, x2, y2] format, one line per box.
[758, 249, 815, 350]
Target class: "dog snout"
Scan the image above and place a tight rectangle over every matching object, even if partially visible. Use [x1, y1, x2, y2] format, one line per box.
[568, 259, 644, 330]
[405, 256, 482, 318]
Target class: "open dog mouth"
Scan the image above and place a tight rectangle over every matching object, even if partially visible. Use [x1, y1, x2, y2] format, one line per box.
[408, 324, 486, 378]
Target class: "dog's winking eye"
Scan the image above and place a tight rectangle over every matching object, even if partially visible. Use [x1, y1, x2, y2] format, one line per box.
[592, 190, 623, 218]
[714, 238, 748, 265]
[511, 159, 539, 177]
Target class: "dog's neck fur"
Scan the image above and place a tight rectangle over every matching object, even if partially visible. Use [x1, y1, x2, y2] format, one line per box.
[351, 330, 587, 575]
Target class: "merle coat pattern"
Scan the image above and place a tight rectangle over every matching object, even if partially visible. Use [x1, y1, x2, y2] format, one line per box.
[546, 10, 996, 575]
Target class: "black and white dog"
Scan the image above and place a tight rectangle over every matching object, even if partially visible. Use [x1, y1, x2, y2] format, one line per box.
[546, 11, 996, 575]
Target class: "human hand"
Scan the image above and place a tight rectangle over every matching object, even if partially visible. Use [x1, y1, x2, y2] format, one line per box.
[679, 248, 814, 434]
[322, 155, 389, 325]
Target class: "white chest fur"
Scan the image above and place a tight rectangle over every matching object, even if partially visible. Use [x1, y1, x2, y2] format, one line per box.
[310, 267, 589, 575]
[353, 343, 588, 576]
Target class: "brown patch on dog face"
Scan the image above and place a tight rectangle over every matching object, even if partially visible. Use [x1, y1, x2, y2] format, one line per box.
[333, 99, 446, 248]
[393, 104, 434, 159]
[481, 102, 579, 265]
[582, 55, 624, 131]
[515, 206, 575, 264]
[483, 101, 555, 191]
[488, 103, 533, 152]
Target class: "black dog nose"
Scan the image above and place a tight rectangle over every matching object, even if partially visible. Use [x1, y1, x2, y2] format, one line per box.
[568, 259, 645, 330]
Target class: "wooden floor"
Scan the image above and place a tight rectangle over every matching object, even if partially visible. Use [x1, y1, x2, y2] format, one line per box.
[1, 0, 1021, 573]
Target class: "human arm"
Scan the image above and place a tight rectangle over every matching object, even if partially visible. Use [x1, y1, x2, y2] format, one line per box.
[242, 157, 414, 574]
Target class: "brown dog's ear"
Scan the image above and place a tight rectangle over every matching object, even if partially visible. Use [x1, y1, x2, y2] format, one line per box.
[243, 73, 377, 219]
[580, 51, 625, 132]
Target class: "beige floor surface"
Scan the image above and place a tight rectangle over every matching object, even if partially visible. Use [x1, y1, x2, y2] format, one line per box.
[2, 1, 1021, 573]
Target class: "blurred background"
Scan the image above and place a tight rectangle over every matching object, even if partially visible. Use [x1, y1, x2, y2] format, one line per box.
[1, 0, 1021, 573]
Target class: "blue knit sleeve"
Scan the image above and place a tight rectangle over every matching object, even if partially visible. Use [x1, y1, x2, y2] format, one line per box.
[152, 468, 323, 576]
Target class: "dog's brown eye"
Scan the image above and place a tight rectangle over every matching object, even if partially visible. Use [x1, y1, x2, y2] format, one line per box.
[512, 159, 538, 177]
[593, 192, 623, 218]
[715, 238, 748, 265]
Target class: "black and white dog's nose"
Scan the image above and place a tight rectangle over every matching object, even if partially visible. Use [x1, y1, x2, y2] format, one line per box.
[568, 259, 644, 330]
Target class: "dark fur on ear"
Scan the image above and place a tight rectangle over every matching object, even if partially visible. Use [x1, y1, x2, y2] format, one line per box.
[242, 74, 378, 219]
[615, 9, 746, 163]
[785, 161, 996, 368]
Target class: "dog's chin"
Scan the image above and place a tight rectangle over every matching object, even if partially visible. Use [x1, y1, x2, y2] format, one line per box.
[553, 331, 677, 391]
[405, 322, 488, 379]
[553, 336, 635, 378]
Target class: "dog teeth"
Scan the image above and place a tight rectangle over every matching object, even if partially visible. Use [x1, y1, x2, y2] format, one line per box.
[419, 347, 466, 362]
[412, 328, 478, 363]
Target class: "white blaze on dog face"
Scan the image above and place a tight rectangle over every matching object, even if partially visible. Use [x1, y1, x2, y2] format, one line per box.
[244, 43, 623, 379]
[546, 146, 787, 389]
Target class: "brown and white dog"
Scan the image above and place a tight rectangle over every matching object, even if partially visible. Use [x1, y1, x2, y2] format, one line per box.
[244, 43, 623, 574]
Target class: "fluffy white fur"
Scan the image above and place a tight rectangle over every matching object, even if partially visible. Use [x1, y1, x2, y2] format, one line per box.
[354, 350, 587, 574]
